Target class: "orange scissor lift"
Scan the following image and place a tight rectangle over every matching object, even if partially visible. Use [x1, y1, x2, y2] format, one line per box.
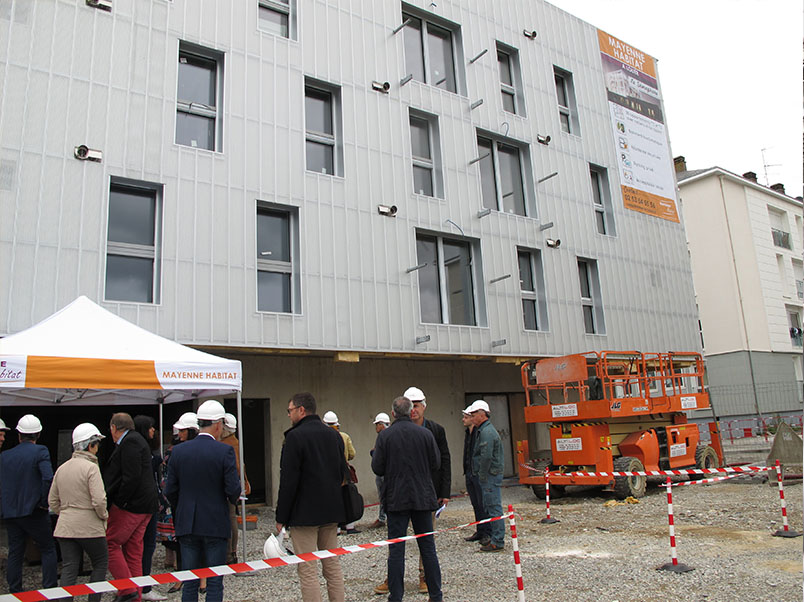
[516, 351, 724, 499]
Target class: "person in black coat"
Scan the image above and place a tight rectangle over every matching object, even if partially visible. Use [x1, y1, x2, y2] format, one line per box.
[275, 392, 347, 602]
[103, 412, 159, 602]
[372, 396, 443, 602]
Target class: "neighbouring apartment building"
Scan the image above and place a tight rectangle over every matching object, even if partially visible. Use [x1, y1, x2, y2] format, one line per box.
[0, 0, 700, 503]
[676, 157, 804, 420]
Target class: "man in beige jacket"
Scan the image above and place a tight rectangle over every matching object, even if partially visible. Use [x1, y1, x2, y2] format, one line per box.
[49, 423, 109, 602]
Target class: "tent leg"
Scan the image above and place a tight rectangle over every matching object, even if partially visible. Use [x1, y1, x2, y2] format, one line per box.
[237, 390, 247, 562]
[158, 399, 164, 459]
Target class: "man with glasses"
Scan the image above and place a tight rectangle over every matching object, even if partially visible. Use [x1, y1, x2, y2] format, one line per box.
[276, 393, 348, 602]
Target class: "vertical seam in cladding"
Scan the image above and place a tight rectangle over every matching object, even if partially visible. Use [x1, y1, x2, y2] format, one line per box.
[25, 0, 41, 324]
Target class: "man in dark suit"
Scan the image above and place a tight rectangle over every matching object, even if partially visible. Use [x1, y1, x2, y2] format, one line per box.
[372, 396, 442, 602]
[0, 414, 57, 593]
[165, 400, 240, 602]
[103, 412, 159, 602]
[275, 392, 347, 602]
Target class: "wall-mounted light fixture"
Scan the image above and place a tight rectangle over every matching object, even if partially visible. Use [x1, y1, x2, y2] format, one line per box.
[416, 335, 431, 344]
[537, 134, 551, 145]
[491, 338, 507, 347]
[406, 263, 427, 273]
[539, 221, 554, 232]
[377, 204, 397, 217]
[490, 274, 511, 284]
[476, 208, 492, 218]
[74, 145, 103, 162]
[399, 74, 414, 87]
[468, 152, 491, 166]
[545, 239, 561, 248]
[523, 30, 538, 39]
[392, 18, 412, 34]
[86, 0, 112, 11]
[537, 172, 559, 184]
[372, 81, 391, 93]
[469, 99, 484, 110]
[469, 48, 488, 64]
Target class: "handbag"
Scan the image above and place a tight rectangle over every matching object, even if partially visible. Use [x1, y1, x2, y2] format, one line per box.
[348, 463, 358, 484]
[342, 480, 364, 524]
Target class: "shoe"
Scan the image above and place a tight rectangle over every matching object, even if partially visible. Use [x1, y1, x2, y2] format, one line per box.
[167, 583, 182, 594]
[142, 592, 168, 601]
[464, 532, 482, 542]
[373, 579, 389, 595]
[369, 520, 385, 529]
[479, 542, 504, 552]
[345, 528, 361, 534]
[479, 536, 491, 546]
[418, 574, 428, 593]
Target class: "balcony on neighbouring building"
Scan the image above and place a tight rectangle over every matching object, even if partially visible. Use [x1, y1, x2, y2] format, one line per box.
[772, 228, 792, 249]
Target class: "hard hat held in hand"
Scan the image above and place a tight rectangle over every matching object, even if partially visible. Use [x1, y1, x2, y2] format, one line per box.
[16, 414, 42, 434]
[263, 533, 288, 559]
[72, 423, 105, 446]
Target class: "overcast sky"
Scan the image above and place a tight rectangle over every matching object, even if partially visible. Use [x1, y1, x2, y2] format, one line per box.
[547, 0, 802, 196]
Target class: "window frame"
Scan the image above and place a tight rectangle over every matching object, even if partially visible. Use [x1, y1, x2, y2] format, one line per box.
[589, 164, 616, 236]
[553, 66, 580, 135]
[577, 258, 605, 335]
[104, 177, 163, 305]
[256, 202, 300, 314]
[258, 0, 294, 39]
[401, 5, 463, 94]
[408, 109, 444, 198]
[496, 42, 525, 116]
[476, 132, 535, 217]
[415, 231, 485, 327]
[176, 42, 224, 152]
[304, 78, 343, 177]
[517, 248, 548, 331]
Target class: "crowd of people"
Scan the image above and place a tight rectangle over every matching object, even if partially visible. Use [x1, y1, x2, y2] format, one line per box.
[0, 386, 506, 602]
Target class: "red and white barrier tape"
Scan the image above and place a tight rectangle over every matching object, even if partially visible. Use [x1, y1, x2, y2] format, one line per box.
[670, 472, 745, 487]
[0, 513, 514, 602]
[521, 463, 770, 478]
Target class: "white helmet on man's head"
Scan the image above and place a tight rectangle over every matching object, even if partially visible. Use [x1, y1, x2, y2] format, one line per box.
[197, 400, 226, 421]
[16, 414, 42, 434]
[0, 419, 9, 431]
[173, 412, 199, 431]
[471, 400, 490, 413]
[373, 412, 391, 425]
[72, 423, 105, 446]
[224, 413, 237, 430]
[322, 411, 339, 426]
[403, 386, 426, 406]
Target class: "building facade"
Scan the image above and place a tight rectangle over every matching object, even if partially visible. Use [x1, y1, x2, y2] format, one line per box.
[0, 0, 701, 502]
[676, 159, 803, 419]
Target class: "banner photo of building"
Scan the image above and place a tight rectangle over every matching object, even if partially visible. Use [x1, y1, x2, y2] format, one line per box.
[597, 29, 679, 223]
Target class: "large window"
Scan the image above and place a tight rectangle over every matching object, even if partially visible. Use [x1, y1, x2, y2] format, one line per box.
[105, 179, 162, 304]
[578, 258, 605, 334]
[769, 207, 791, 249]
[416, 233, 480, 326]
[554, 66, 579, 135]
[402, 8, 460, 93]
[305, 80, 342, 176]
[589, 164, 615, 236]
[477, 134, 532, 216]
[497, 42, 524, 116]
[258, 0, 293, 39]
[409, 110, 443, 198]
[176, 43, 223, 151]
[517, 249, 547, 331]
[257, 204, 299, 313]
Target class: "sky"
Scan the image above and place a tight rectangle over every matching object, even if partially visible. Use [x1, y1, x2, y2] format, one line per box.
[546, 0, 802, 196]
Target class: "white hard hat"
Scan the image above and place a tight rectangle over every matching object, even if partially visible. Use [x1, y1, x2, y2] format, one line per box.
[322, 411, 339, 425]
[373, 412, 391, 424]
[263, 533, 287, 559]
[462, 403, 475, 415]
[224, 413, 237, 430]
[403, 386, 425, 402]
[16, 414, 42, 434]
[197, 400, 226, 421]
[471, 400, 490, 413]
[0, 419, 8, 431]
[72, 423, 105, 446]
[173, 412, 199, 431]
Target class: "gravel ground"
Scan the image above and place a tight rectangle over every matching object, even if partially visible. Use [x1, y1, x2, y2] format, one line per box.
[5, 475, 802, 601]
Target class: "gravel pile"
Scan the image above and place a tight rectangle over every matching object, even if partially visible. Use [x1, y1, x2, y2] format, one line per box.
[6, 476, 802, 601]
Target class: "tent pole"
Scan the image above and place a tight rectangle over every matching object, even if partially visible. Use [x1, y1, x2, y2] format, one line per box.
[158, 398, 164, 459]
[237, 390, 247, 561]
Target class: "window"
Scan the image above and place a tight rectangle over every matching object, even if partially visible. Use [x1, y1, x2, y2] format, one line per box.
[402, 8, 460, 93]
[409, 110, 443, 197]
[105, 179, 162, 304]
[578, 258, 605, 334]
[554, 66, 579, 135]
[305, 80, 343, 176]
[788, 310, 803, 348]
[477, 134, 533, 217]
[259, 0, 293, 38]
[257, 204, 299, 313]
[517, 249, 547, 331]
[416, 233, 482, 326]
[589, 164, 615, 235]
[768, 207, 791, 249]
[176, 43, 223, 151]
[496, 43, 524, 115]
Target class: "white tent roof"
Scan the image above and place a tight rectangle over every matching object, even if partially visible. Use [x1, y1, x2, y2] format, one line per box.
[0, 296, 241, 405]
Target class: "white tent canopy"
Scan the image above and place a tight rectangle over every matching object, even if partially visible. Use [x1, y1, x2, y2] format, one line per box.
[0, 296, 241, 405]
